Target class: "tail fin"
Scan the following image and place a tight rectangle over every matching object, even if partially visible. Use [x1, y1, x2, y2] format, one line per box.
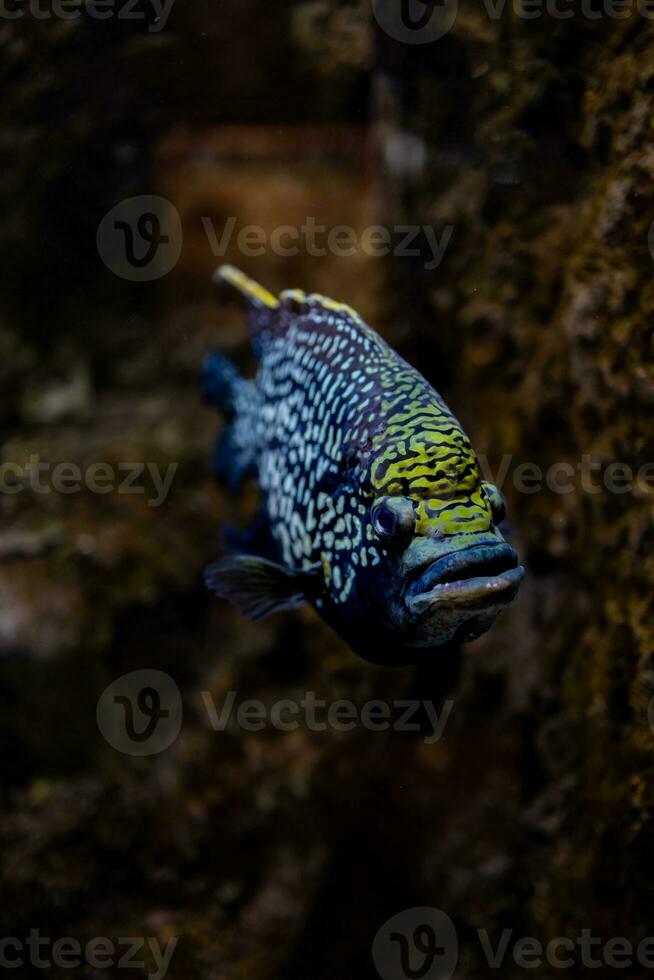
[201, 351, 242, 413]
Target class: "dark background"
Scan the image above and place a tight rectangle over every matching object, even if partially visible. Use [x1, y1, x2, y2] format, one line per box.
[1, 2, 654, 977]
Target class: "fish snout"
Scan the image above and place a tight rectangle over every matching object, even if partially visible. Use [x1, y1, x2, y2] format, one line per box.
[403, 534, 524, 619]
[401, 530, 506, 578]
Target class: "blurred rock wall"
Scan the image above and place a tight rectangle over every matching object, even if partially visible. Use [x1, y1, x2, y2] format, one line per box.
[372, 8, 654, 973]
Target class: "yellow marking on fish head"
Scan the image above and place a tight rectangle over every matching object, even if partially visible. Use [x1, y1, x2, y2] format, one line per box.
[368, 403, 494, 537]
[414, 485, 493, 537]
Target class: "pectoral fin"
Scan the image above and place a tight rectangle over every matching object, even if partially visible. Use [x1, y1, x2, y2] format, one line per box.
[205, 555, 322, 620]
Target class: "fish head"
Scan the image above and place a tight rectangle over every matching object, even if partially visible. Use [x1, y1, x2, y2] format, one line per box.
[328, 415, 524, 656]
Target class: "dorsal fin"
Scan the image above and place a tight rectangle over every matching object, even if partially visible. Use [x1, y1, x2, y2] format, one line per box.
[214, 266, 379, 354]
[213, 265, 280, 311]
[214, 266, 281, 355]
[279, 288, 363, 325]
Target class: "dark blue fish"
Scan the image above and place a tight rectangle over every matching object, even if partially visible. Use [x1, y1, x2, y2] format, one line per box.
[203, 266, 523, 665]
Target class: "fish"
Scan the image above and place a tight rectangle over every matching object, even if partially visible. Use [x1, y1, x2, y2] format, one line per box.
[203, 265, 524, 665]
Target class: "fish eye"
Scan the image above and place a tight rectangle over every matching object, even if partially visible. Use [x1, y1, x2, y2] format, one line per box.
[371, 497, 415, 541]
[482, 482, 507, 525]
[373, 504, 397, 537]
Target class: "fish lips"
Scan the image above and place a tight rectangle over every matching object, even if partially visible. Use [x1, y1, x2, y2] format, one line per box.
[405, 542, 524, 618]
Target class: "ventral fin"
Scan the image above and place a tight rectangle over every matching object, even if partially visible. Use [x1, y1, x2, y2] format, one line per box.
[205, 555, 322, 620]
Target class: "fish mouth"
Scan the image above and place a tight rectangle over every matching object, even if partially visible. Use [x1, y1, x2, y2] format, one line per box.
[405, 543, 524, 617]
